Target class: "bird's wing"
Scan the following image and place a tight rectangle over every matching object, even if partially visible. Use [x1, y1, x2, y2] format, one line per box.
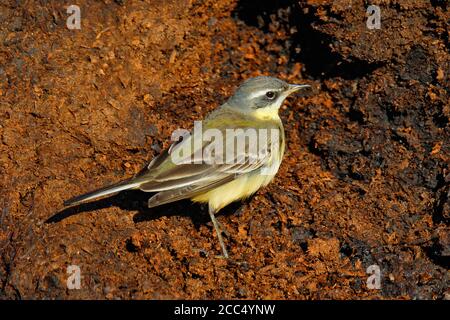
[138, 131, 271, 191]
[144, 148, 272, 208]
[135, 113, 281, 206]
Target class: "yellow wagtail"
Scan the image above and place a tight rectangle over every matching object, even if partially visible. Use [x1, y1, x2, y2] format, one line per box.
[64, 76, 310, 258]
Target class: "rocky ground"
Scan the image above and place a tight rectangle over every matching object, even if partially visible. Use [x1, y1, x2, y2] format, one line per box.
[0, 0, 448, 299]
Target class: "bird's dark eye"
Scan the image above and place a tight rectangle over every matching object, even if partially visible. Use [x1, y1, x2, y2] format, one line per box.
[265, 91, 276, 99]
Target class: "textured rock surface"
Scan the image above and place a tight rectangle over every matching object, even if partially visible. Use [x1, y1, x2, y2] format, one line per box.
[0, 0, 448, 299]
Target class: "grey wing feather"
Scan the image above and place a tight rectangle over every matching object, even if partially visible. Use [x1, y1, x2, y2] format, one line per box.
[147, 174, 237, 208]
[144, 150, 271, 207]
[134, 118, 278, 207]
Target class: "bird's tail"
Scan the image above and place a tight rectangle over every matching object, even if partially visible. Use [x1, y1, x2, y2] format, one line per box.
[63, 178, 142, 207]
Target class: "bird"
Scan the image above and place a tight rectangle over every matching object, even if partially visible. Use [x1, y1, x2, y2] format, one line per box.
[64, 76, 310, 258]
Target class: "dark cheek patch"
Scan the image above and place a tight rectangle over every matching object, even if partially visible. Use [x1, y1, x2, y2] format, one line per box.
[254, 97, 271, 109]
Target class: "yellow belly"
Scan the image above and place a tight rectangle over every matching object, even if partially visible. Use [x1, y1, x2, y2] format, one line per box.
[191, 172, 276, 211]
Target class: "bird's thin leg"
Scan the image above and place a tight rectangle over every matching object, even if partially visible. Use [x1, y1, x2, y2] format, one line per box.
[208, 204, 229, 259]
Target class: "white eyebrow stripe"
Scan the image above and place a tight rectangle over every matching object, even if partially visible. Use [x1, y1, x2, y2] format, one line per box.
[247, 89, 268, 99]
[247, 88, 281, 100]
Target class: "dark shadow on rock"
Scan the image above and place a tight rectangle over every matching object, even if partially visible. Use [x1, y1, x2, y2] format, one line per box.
[432, 182, 449, 225]
[46, 190, 150, 224]
[46, 190, 246, 231]
[233, 0, 383, 80]
[423, 239, 450, 270]
[132, 196, 244, 231]
[233, 0, 296, 30]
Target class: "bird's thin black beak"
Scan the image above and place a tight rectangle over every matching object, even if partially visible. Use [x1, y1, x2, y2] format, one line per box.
[287, 84, 311, 94]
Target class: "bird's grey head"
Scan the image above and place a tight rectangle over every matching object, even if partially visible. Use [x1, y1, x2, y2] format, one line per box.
[227, 76, 309, 115]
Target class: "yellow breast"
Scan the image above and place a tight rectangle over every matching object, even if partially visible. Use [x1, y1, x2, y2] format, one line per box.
[192, 110, 285, 212]
[191, 171, 277, 211]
